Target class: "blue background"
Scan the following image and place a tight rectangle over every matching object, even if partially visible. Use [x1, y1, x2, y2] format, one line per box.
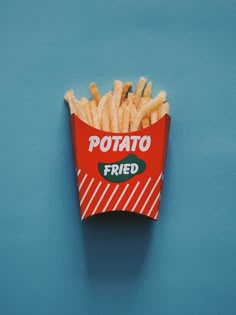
[0, 0, 236, 314]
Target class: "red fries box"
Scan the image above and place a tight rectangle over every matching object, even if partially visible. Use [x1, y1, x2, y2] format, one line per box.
[69, 113, 171, 220]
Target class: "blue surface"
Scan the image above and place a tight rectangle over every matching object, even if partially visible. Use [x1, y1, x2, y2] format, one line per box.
[0, 0, 236, 314]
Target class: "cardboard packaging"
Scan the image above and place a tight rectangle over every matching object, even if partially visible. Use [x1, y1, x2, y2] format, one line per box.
[70, 113, 171, 220]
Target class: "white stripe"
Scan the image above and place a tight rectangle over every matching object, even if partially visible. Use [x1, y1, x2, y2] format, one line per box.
[82, 181, 102, 219]
[78, 173, 88, 190]
[102, 185, 119, 212]
[131, 178, 151, 212]
[80, 178, 94, 205]
[154, 211, 158, 220]
[77, 169, 81, 176]
[123, 182, 140, 211]
[112, 184, 129, 211]
[139, 172, 162, 214]
[147, 192, 160, 217]
[91, 184, 110, 215]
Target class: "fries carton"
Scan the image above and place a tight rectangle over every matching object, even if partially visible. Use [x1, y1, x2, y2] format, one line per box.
[70, 113, 171, 220]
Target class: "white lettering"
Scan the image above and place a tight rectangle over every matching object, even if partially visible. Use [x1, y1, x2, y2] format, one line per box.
[119, 136, 130, 151]
[112, 136, 123, 151]
[100, 136, 112, 152]
[119, 163, 124, 174]
[104, 165, 111, 176]
[111, 164, 119, 175]
[130, 163, 139, 174]
[130, 136, 141, 151]
[123, 163, 130, 175]
[139, 136, 151, 151]
[103, 163, 139, 176]
[89, 135, 152, 152]
[88, 136, 100, 152]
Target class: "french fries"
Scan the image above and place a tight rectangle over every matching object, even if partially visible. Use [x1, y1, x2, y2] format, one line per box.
[134, 76, 147, 109]
[101, 96, 111, 132]
[64, 90, 88, 124]
[121, 82, 132, 103]
[158, 102, 170, 120]
[140, 97, 150, 130]
[64, 77, 170, 132]
[90, 100, 100, 129]
[143, 81, 152, 97]
[151, 110, 158, 125]
[98, 93, 110, 124]
[89, 82, 101, 105]
[80, 97, 93, 126]
[130, 91, 167, 132]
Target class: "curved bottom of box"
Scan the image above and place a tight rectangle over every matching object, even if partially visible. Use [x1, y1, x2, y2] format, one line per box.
[81, 208, 159, 221]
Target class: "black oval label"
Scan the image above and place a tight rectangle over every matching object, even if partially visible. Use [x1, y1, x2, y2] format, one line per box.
[98, 154, 146, 182]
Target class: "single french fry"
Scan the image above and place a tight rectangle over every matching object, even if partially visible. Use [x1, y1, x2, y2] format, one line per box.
[129, 102, 137, 128]
[150, 110, 158, 125]
[140, 97, 150, 129]
[109, 80, 123, 132]
[121, 82, 132, 103]
[130, 91, 166, 132]
[64, 89, 73, 103]
[158, 102, 170, 120]
[126, 92, 134, 106]
[80, 97, 93, 126]
[134, 77, 147, 109]
[127, 92, 134, 101]
[109, 96, 119, 132]
[90, 100, 100, 129]
[113, 80, 123, 108]
[142, 116, 150, 129]
[101, 96, 111, 132]
[159, 90, 167, 99]
[98, 92, 110, 127]
[64, 90, 78, 115]
[118, 106, 123, 132]
[143, 82, 152, 97]
[89, 82, 101, 105]
[121, 104, 129, 133]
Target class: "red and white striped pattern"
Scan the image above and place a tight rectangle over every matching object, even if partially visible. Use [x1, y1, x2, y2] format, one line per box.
[112, 184, 129, 211]
[102, 185, 119, 212]
[91, 183, 110, 216]
[122, 181, 140, 210]
[79, 173, 88, 190]
[77, 169, 163, 220]
[139, 172, 162, 214]
[131, 177, 152, 212]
